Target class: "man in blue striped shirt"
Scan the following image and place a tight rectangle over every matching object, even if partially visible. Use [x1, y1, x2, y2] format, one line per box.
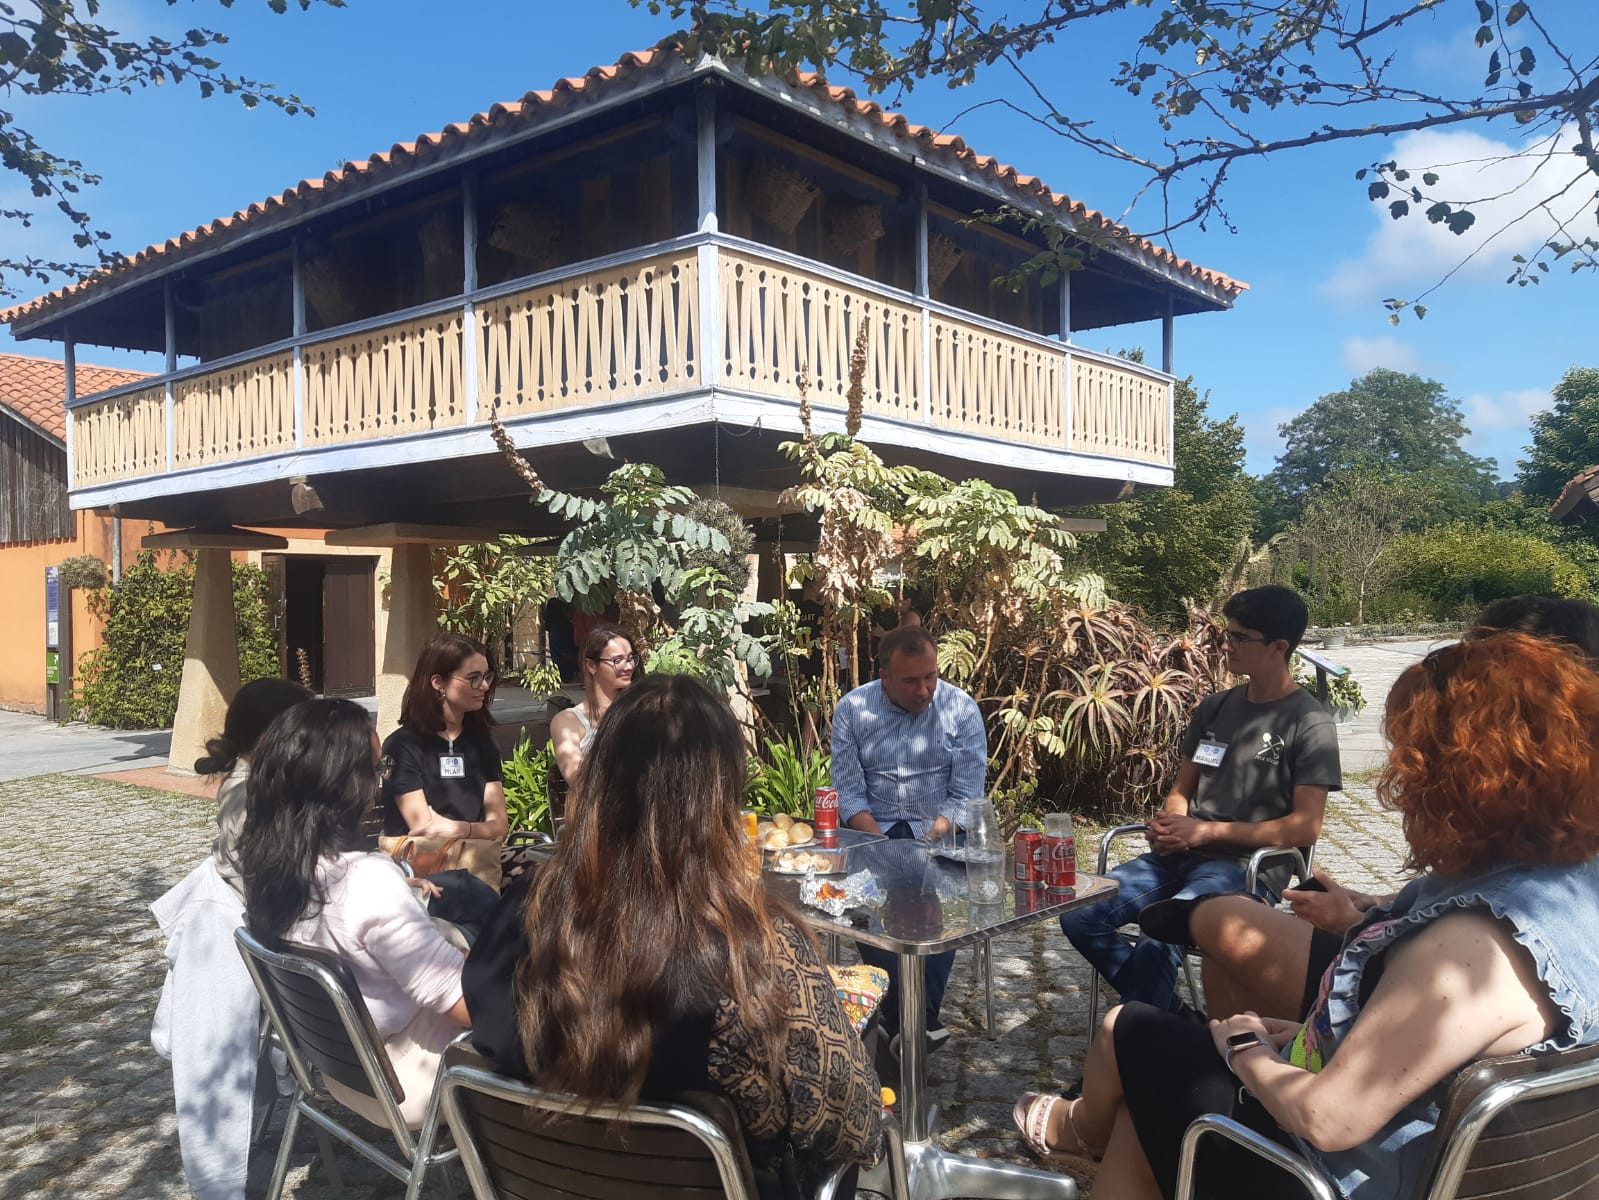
[831, 625, 988, 1050]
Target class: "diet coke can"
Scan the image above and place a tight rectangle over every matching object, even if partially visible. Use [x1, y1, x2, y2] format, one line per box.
[1013, 828, 1045, 888]
[814, 787, 840, 847]
[1044, 812, 1076, 892]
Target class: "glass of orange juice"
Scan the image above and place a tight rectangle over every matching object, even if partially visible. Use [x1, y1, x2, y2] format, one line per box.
[740, 809, 759, 840]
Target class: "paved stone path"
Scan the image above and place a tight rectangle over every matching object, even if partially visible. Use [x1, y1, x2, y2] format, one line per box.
[0, 769, 1411, 1198]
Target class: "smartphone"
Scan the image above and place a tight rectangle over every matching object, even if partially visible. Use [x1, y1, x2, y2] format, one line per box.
[1292, 877, 1328, 893]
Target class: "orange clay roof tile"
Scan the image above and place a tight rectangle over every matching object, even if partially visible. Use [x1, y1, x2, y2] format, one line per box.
[1, 46, 1242, 326]
[0, 353, 151, 440]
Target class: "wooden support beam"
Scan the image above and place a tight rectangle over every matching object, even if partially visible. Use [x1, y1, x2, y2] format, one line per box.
[142, 526, 289, 550]
[324, 522, 495, 547]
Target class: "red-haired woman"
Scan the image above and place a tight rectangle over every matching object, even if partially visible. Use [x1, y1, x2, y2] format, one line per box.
[1014, 633, 1599, 1200]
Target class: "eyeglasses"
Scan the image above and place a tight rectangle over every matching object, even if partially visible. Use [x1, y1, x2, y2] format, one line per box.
[374, 755, 394, 784]
[451, 671, 496, 690]
[593, 652, 639, 669]
[1221, 630, 1267, 646]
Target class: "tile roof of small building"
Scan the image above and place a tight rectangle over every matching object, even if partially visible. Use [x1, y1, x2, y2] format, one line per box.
[0, 353, 151, 441]
[1, 47, 1245, 328]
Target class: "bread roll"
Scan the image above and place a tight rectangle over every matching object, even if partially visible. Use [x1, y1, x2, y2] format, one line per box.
[772, 813, 794, 830]
[787, 821, 813, 844]
[762, 831, 789, 851]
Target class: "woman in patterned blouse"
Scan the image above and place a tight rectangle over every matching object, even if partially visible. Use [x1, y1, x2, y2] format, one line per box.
[463, 674, 883, 1199]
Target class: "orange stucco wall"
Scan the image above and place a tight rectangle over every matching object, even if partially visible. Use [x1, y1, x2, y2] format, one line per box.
[0, 511, 150, 714]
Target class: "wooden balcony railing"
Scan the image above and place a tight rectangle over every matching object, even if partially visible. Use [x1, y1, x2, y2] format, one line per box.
[67, 237, 1173, 492]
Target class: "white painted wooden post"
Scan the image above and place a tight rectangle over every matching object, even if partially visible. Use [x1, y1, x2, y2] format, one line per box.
[163, 283, 176, 471]
[462, 173, 480, 424]
[915, 184, 931, 425]
[292, 238, 306, 447]
[696, 87, 721, 389]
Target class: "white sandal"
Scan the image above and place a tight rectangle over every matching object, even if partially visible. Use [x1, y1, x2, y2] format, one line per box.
[1012, 1092, 1103, 1161]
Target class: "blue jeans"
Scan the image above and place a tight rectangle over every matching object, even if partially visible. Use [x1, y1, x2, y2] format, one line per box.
[856, 821, 957, 1037]
[1059, 852, 1268, 1010]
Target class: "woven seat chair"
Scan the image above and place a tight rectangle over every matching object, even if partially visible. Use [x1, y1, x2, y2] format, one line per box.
[1174, 1042, 1599, 1200]
[235, 928, 460, 1200]
[435, 1041, 906, 1200]
[1084, 823, 1316, 1036]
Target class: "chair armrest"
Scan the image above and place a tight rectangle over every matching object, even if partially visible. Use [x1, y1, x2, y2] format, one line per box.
[1175, 1115, 1336, 1200]
[1244, 846, 1309, 895]
[504, 829, 554, 848]
[1097, 823, 1152, 873]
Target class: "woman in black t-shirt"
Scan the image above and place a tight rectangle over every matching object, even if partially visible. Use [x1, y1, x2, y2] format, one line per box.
[381, 633, 508, 842]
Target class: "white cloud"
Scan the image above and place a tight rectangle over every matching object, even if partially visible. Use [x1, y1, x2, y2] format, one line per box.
[1324, 127, 1598, 303]
[1243, 403, 1298, 474]
[1461, 387, 1551, 476]
[1340, 337, 1425, 376]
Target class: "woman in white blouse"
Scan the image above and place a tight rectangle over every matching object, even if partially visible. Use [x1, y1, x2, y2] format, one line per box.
[239, 698, 469, 1128]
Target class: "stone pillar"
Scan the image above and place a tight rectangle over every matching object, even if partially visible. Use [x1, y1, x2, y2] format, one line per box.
[170, 549, 240, 774]
[378, 542, 439, 734]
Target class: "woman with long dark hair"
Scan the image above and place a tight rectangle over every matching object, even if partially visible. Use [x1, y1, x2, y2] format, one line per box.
[381, 631, 508, 843]
[465, 675, 882, 1197]
[1013, 633, 1599, 1199]
[195, 676, 312, 901]
[240, 698, 469, 1128]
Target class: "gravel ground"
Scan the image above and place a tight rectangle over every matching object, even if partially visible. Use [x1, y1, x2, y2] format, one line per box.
[0, 774, 1410, 1198]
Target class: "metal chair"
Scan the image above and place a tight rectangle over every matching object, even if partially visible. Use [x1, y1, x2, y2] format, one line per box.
[1174, 1042, 1599, 1200]
[235, 928, 460, 1200]
[1084, 824, 1315, 1036]
[436, 1041, 900, 1200]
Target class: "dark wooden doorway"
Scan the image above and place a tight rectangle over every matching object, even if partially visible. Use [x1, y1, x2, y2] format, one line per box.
[265, 554, 378, 696]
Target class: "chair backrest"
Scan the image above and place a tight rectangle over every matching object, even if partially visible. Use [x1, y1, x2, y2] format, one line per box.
[1422, 1042, 1599, 1200]
[234, 928, 407, 1131]
[439, 1042, 761, 1200]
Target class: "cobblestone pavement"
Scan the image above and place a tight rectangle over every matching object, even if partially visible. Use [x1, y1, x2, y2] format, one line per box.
[0, 775, 1410, 1198]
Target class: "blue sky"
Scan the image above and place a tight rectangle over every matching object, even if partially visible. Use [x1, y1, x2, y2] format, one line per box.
[3, 0, 1593, 481]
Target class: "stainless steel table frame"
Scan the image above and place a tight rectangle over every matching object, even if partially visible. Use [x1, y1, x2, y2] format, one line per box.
[764, 838, 1117, 1200]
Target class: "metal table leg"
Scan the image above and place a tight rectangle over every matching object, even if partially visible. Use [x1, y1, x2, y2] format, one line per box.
[894, 949, 1080, 1200]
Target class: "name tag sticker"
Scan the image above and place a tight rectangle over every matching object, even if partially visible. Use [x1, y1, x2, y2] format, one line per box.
[439, 755, 466, 778]
[1193, 739, 1227, 768]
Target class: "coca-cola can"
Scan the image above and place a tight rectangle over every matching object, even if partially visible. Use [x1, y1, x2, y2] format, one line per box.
[1014, 883, 1046, 916]
[1044, 833, 1077, 892]
[814, 787, 839, 835]
[1013, 828, 1044, 888]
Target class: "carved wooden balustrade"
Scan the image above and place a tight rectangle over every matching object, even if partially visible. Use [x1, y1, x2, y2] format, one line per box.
[67, 239, 1173, 492]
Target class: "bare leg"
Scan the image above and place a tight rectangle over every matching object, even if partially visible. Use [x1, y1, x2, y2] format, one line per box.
[1093, 1106, 1164, 1200]
[1042, 1006, 1126, 1153]
[1192, 896, 1314, 1020]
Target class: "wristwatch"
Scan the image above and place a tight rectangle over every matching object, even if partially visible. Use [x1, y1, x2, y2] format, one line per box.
[1224, 1030, 1268, 1073]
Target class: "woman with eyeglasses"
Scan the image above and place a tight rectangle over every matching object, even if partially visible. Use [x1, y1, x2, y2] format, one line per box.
[549, 623, 638, 787]
[241, 698, 470, 1129]
[381, 631, 508, 845]
[1012, 632, 1599, 1200]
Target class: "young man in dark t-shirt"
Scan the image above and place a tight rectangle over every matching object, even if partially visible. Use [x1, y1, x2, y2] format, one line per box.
[1059, 585, 1342, 1012]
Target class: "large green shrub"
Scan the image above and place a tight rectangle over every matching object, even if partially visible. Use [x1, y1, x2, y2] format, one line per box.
[1389, 526, 1591, 617]
[73, 550, 280, 729]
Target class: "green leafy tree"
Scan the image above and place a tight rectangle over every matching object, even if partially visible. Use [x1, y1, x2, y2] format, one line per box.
[1516, 367, 1599, 504]
[1264, 369, 1498, 526]
[1389, 525, 1592, 616]
[1293, 469, 1431, 625]
[638, 1, 1599, 307]
[435, 535, 556, 672]
[0, 0, 339, 297]
[1075, 378, 1257, 620]
[488, 416, 775, 687]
